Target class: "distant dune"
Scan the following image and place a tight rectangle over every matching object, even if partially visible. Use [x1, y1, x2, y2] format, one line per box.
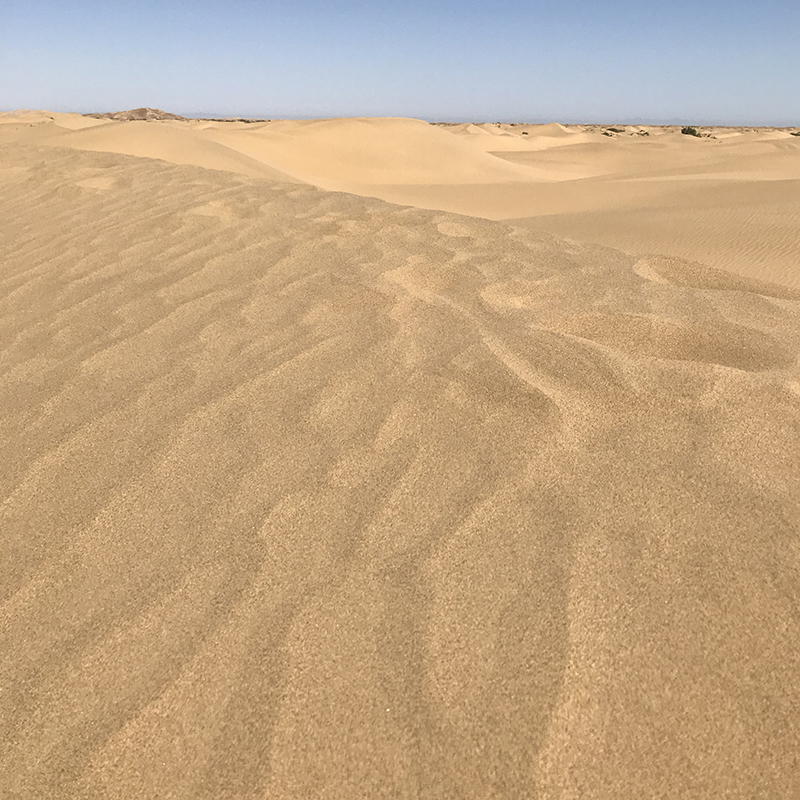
[2, 112, 800, 798]
[1, 109, 798, 287]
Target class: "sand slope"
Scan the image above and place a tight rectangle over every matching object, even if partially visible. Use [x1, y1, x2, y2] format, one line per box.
[390, 128, 800, 288]
[446, 121, 593, 152]
[496, 133, 800, 279]
[0, 114, 547, 186]
[1, 112, 798, 289]
[0, 118, 302, 182]
[2, 142, 800, 798]
[204, 117, 550, 188]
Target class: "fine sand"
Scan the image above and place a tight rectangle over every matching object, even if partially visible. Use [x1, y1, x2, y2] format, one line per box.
[2, 112, 800, 798]
[2, 111, 798, 288]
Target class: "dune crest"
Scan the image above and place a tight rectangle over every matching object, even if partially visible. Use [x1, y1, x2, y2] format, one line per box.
[1, 110, 798, 288]
[203, 116, 550, 187]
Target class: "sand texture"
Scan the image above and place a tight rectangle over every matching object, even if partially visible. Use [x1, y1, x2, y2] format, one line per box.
[1, 113, 798, 288]
[2, 120, 800, 798]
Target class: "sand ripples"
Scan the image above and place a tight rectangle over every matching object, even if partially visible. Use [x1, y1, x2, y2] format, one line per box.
[2, 144, 800, 798]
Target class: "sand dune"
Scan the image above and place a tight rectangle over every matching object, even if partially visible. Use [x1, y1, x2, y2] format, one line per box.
[445, 122, 594, 152]
[0, 109, 110, 130]
[1, 110, 798, 290]
[0, 114, 547, 185]
[0, 118, 302, 182]
[508, 183, 800, 290]
[499, 135, 800, 288]
[203, 117, 551, 188]
[2, 136, 800, 798]
[389, 127, 800, 288]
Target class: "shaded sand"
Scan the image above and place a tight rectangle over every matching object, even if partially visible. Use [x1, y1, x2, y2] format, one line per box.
[1, 112, 797, 289]
[2, 141, 800, 798]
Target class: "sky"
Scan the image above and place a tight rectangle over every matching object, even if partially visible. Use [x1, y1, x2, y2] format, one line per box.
[1, 0, 798, 124]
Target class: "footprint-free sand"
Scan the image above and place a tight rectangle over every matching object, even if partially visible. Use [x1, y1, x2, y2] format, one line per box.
[2, 111, 799, 798]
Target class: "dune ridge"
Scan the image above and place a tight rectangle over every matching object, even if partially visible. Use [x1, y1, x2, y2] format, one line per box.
[2, 141, 800, 798]
[1, 110, 797, 289]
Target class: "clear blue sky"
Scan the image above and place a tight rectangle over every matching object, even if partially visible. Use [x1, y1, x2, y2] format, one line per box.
[1, 0, 798, 123]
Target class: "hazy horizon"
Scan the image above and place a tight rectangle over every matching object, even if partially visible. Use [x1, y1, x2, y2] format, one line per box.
[2, 0, 798, 126]
[2, 108, 797, 128]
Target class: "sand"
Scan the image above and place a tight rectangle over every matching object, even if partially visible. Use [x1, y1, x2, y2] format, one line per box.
[2, 112, 798, 288]
[2, 113, 800, 798]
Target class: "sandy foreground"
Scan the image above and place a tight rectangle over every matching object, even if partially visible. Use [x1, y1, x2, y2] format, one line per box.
[1, 111, 800, 798]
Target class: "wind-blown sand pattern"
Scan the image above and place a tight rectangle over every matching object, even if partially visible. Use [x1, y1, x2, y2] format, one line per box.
[2, 117, 800, 798]
[2, 111, 798, 288]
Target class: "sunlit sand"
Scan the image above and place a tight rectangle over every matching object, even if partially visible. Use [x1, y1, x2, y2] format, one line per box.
[2, 109, 799, 798]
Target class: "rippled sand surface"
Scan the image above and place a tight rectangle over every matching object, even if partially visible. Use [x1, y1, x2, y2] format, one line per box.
[2, 141, 800, 798]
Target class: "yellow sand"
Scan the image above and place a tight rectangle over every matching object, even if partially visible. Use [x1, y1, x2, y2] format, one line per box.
[2, 114, 800, 798]
[2, 112, 797, 286]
